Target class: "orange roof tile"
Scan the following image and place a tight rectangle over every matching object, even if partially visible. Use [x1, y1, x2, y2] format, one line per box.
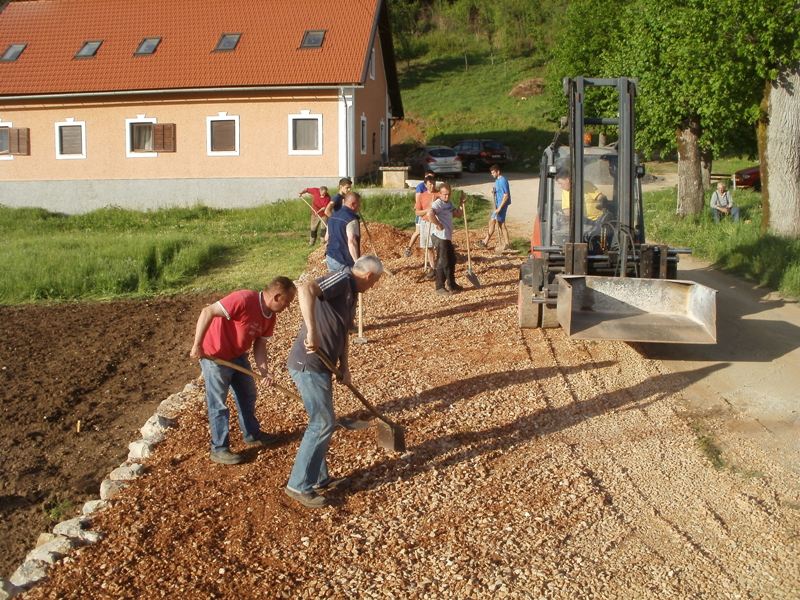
[0, 0, 398, 100]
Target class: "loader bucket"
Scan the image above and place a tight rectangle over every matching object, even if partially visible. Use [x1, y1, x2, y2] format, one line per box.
[557, 275, 717, 344]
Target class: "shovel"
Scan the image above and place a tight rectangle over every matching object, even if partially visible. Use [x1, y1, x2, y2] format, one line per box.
[314, 349, 406, 453]
[459, 191, 481, 288]
[359, 216, 394, 276]
[209, 357, 369, 431]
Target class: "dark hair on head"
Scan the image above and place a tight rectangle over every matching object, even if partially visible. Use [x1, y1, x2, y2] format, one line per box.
[424, 175, 436, 183]
[339, 177, 352, 187]
[490, 164, 501, 172]
[267, 276, 296, 294]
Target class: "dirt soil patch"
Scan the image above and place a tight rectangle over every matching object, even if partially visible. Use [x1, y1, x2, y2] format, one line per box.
[5, 223, 800, 597]
[0, 294, 214, 576]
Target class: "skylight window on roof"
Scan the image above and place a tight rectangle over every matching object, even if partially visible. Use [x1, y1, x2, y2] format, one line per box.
[214, 34, 241, 52]
[75, 40, 102, 58]
[301, 30, 325, 49]
[1, 43, 27, 62]
[135, 37, 161, 56]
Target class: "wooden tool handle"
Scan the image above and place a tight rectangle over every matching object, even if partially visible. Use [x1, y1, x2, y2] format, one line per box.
[460, 191, 474, 271]
[209, 357, 300, 401]
[313, 349, 399, 428]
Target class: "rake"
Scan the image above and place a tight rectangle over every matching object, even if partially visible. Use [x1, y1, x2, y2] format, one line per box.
[459, 191, 481, 288]
[209, 357, 369, 431]
[359, 216, 394, 276]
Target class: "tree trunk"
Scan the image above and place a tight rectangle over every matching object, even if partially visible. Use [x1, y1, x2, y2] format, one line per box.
[766, 67, 800, 237]
[675, 117, 705, 216]
[757, 80, 770, 233]
[700, 147, 713, 190]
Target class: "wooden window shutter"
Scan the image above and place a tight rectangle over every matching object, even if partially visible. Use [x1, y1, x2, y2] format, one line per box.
[10, 128, 30, 155]
[211, 119, 235, 152]
[153, 123, 176, 152]
[59, 125, 83, 155]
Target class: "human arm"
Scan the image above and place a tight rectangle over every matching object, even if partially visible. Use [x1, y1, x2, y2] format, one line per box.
[428, 205, 444, 230]
[252, 336, 273, 385]
[346, 220, 361, 263]
[189, 301, 227, 358]
[297, 279, 322, 353]
[338, 333, 351, 385]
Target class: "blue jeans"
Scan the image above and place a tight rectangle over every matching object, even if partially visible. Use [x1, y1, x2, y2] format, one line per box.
[326, 255, 349, 272]
[287, 368, 336, 493]
[711, 206, 740, 223]
[200, 356, 261, 452]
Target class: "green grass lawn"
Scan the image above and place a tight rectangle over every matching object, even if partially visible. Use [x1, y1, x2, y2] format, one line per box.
[0, 192, 488, 305]
[644, 188, 800, 298]
[398, 53, 555, 170]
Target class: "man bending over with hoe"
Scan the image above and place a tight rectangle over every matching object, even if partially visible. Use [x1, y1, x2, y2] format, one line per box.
[285, 255, 384, 509]
[190, 277, 297, 465]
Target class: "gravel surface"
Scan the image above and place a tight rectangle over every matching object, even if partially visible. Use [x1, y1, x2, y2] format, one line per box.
[23, 224, 800, 598]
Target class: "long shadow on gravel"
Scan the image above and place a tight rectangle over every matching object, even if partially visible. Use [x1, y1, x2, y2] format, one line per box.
[368, 289, 516, 332]
[345, 363, 727, 493]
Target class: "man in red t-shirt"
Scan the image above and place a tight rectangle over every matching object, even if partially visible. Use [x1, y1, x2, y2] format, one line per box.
[190, 276, 297, 464]
[299, 186, 331, 247]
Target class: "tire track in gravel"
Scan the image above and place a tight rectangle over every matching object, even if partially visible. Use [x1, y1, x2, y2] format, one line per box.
[523, 327, 798, 597]
[519, 327, 680, 595]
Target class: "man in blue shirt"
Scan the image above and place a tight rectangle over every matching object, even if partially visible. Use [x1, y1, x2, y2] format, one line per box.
[478, 164, 511, 252]
[325, 191, 361, 272]
[285, 255, 384, 508]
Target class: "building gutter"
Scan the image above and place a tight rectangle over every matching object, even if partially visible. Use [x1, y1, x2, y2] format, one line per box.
[0, 84, 364, 102]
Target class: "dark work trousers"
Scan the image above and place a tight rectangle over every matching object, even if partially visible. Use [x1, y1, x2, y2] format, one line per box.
[433, 236, 456, 290]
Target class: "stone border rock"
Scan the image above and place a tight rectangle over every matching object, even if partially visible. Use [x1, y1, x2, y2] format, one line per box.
[0, 381, 201, 598]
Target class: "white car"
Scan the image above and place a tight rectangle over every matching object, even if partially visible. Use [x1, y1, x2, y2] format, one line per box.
[405, 145, 463, 177]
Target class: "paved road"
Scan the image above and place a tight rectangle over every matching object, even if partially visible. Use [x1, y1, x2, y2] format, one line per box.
[445, 169, 800, 480]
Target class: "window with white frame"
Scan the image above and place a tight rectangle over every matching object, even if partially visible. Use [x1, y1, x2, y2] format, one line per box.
[0, 120, 12, 159]
[126, 115, 156, 157]
[288, 110, 322, 155]
[369, 47, 375, 80]
[206, 112, 239, 156]
[360, 114, 367, 155]
[55, 118, 86, 159]
[380, 119, 386, 155]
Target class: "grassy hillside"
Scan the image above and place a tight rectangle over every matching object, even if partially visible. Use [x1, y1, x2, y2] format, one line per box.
[396, 53, 556, 170]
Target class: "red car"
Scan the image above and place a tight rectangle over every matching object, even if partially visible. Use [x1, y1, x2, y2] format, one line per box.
[734, 165, 760, 190]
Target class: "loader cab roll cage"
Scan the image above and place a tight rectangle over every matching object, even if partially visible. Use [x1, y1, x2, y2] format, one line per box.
[536, 77, 647, 270]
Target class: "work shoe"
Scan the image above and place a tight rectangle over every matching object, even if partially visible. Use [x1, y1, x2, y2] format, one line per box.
[436, 288, 452, 296]
[403, 247, 412, 257]
[448, 283, 465, 293]
[243, 432, 281, 447]
[285, 487, 328, 509]
[308, 239, 316, 247]
[210, 449, 244, 465]
[312, 477, 349, 492]
[424, 271, 436, 281]
[476, 240, 488, 248]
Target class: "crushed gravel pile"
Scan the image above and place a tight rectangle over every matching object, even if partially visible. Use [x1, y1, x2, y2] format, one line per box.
[24, 225, 800, 598]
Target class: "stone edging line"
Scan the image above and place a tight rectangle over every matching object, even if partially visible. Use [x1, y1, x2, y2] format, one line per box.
[0, 380, 201, 599]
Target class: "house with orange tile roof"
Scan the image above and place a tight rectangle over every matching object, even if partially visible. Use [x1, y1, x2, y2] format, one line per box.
[0, 0, 403, 212]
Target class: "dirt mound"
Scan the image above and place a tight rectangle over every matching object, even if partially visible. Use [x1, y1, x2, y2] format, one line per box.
[509, 77, 545, 99]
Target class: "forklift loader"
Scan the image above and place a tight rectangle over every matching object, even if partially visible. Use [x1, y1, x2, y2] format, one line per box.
[518, 77, 717, 344]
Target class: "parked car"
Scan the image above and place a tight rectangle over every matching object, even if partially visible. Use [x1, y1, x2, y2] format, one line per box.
[405, 146, 463, 177]
[452, 139, 509, 172]
[734, 165, 761, 190]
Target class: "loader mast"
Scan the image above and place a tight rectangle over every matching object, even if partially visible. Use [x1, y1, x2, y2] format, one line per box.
[518, 77, 717, 344]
